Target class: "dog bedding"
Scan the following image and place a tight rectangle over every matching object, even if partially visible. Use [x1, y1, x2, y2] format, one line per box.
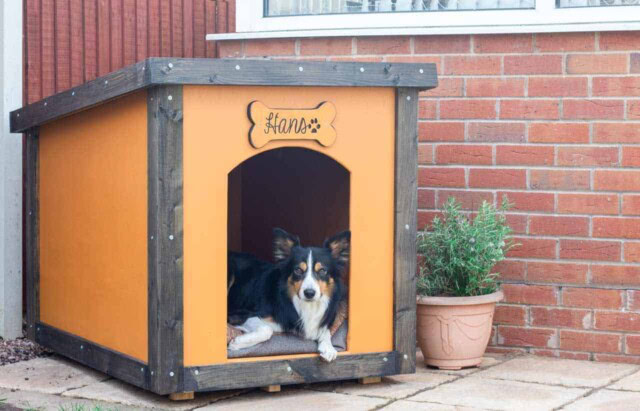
[227, 301, 348, 358]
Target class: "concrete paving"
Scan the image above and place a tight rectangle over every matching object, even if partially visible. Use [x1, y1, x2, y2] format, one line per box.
[0, 352, 639, 410]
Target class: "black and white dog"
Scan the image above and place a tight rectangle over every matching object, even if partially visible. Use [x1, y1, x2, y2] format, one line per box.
[227, 228, 349, 362]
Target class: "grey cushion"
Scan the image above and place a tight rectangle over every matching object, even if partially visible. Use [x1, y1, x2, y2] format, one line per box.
[227, 321, 348, 358]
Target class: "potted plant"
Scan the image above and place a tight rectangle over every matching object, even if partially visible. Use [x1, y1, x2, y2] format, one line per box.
[416, 197, 514, 370]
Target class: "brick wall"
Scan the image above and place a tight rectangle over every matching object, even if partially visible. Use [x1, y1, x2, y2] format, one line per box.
[219, 32, 640, 364]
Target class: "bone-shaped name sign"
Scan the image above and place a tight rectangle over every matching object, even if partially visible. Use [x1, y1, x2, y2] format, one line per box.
[248, 101, 337, 149]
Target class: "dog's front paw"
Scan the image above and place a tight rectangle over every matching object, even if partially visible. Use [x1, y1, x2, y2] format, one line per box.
[318, 341, 337, 362]
[228, 338, 245, 351]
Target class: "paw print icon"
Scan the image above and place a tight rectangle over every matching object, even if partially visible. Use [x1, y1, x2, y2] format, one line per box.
[309, 118, 321, 134]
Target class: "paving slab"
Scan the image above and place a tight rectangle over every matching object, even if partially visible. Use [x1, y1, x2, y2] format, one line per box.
[562, 389, 640, 410]
[63, 378, 245, 410]
[0, 357, 108, 394]
[608, 370, 640, 392]
[474, 356, 637, 388]
[308, 373, 457, 399]
[0, 387, 128, 411]
[196, 387, 388, 411]
[382, 400, 488, 410]
[406, 376, 587, 410]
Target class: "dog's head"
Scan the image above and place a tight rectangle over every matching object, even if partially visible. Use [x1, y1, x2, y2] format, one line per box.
[273, 228, 350, 303]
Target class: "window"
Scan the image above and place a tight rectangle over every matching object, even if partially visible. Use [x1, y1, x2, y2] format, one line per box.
[208, 0, 640, 39]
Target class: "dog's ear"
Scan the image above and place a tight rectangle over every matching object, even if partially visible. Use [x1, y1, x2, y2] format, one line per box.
[323, 230, 350, 265]
[273, 228, 300, 262]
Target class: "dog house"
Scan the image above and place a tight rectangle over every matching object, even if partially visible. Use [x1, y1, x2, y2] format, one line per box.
[11, 58, 437, 397]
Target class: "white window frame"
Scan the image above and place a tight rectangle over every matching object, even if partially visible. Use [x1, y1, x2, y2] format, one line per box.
[207, 0, 640, 40]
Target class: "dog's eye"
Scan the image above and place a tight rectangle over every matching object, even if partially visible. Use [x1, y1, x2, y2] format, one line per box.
[318, 268, 327, 276]
[293, 268, 303, 277]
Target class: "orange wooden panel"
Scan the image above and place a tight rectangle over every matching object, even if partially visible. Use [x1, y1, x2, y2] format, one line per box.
[39, 92, 148, 362]
[183, 86, 396, 366]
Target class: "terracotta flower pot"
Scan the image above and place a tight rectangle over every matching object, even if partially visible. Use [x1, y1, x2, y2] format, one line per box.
[416, 290, 503, 370]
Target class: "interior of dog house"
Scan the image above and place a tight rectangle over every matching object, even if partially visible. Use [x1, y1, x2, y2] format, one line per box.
[11, 58, 437, 398]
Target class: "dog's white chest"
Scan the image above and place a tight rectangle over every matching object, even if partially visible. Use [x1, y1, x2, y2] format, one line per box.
[293, 295, 329, 340]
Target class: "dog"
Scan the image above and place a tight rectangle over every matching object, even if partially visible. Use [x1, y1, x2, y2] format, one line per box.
[227, 228, 349, 362]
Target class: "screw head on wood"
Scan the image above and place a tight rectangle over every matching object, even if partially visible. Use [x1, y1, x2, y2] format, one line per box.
[405, 224, 410, 230]
[169, 235, 174, 240]
[235, 65, 241, 70]
[195, 370, 199, 375]
[404, 354, 408, 360]
[168, 95, 173, 101]
[406, 96, 411, 101]
[383, 357, 388, 362]
[170, 371, 175, 377]
[80, 345, 84, 350]
[298, 67, 303, 72]
[168, 63, 174, 69]
[72, 91, 75, 96]
[104, 80, 108, 85]
[44, 102, 47, 106]
[360, 67, 365, 72]
[287, 366, 292, 372]
[419, 68, 424, 74]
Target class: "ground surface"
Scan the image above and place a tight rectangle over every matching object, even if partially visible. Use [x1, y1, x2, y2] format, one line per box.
[0, 338, 51, 367]
[1, 351, 639, 410]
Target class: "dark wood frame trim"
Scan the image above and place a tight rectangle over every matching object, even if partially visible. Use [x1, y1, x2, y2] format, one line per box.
[35, 322, 150, 390]
[147, 85, 185, 395]
[24, 127, 40, 341]
[10, 58, 438, 133]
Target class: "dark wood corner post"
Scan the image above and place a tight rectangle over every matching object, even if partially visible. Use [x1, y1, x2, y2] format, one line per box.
[25, 127, 40, 341]
[393, 88, 419, 375]
[147, 85, 185, 395]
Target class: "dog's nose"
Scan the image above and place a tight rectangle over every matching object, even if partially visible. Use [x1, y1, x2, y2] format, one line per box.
[303, 289, 316, 299]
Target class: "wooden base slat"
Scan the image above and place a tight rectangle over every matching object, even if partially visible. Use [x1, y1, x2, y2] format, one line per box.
[169, 392, 195, 401]
[260, 385, 281, 393]
[358, 376, 382, 385]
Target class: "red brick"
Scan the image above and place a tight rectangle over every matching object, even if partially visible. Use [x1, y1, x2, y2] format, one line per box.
[419, 122, 465, 142]
[595, 170, 640, 191]
[594, 123, 640, 143]
[529, 123, 589, 144]
[467, 78, 525, 97]
[622, 146, 640, 167]
[567, 54, 628, 74]
[528, 77, 588, 97]
[386, 55, 442, 74]
[505, 214, 527, 235]
[629, 290, 640, 311]
[501, 100, 559, 120]
[530, 216, 589, 237]
[536, 33, 595, 52]
[495, 305, 527, 326]
[595, 312, 640, 332]
[507, 238, 557, 259]
[474, 34, 533, 53]
[563, 287, 623, 309]
[497, 191, 555, 213]
[625, 242, 640, 263]
[531, 307, 591, 329]
[245, 39, 295, 56]
[594, 217, 640, 239]
[527, 262, 588, 284]
[418, 211, 442, 230]
[436, 190, 493, 210]
[436, 145, 493, 165]
[441, 100, 496, 119]
[623, 195, 640, 216]
[421, 77, 463, 98]
[498, 326, 557, 348]
[593, 77, 640, 97]
[504, 55, 563, 75]
[626, 335, 640, 355]
[557, 194, 619, 215]
[299, 37, 352, 56]
[418, 167, 466, 188]
[592, 264, 640, 286]
[418, 189, 435, 209]
[633, 53, 640, 74]
[560, 330, 621, 353]
[357, 36, 410, 54]
[493, 259, 526, 281]
[558, 351, 591, 360]
[444, 56, 501, 75]
[600, 32, 640, 50]
[414, 35, 471, 54]
[563, 99, 624, 120]
[629, 100, 640, 120]
[530, 170, 590, 191]
[419, 100, 437, 119]
[560, 240, 621, 262]
[594, 354, 640, 364]
[530, 349, 556, 358]
[496, 146, 553, 166]
[557, 147, 619, 167]
[418, 144, 433, 165]
[502, 284, 557, 305]
[469, 169, 526, 189]
[468, 122, 525, 143]
[217, 40, 244, 58]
